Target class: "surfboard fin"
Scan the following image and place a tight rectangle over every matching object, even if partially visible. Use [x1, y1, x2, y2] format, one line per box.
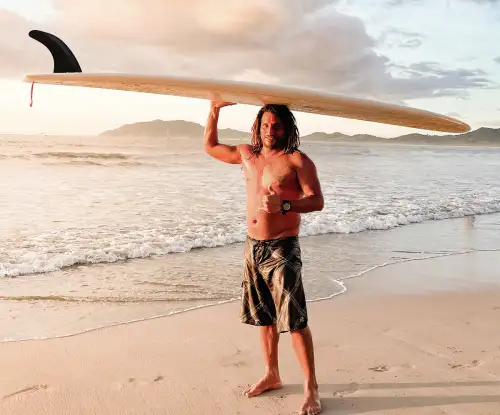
[29, 30, 82, 73]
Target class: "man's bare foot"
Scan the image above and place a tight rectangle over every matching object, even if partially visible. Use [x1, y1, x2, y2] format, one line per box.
[299, 386, 321, 415]
[243, 373, 282, 398]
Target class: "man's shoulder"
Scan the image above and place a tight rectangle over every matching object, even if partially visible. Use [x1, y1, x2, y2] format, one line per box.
[237, 143, 254, 159]
[236, 143, 252, 153]
[290, 150, 315, 167]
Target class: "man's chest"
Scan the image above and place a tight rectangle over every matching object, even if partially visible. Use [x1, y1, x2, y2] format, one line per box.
[243, 157, 297, 190]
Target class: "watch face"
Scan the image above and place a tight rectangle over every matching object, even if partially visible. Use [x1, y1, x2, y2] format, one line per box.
[283, 202, 291, 210]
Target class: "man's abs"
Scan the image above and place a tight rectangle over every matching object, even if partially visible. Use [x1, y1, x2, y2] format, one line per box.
[246, 201, 301, 240]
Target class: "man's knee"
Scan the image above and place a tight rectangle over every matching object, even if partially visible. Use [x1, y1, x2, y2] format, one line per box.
[290, 325, 310, 336]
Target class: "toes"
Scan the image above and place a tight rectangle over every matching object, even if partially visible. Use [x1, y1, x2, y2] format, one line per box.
[243, 385, 257, 397]
[301, 409, 320, 415]
[300, 401, 321, 415]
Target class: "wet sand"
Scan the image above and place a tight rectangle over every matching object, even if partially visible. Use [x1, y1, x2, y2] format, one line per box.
[2, 213, 499, 343]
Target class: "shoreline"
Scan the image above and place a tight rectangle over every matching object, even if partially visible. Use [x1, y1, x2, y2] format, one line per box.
[2, 245, 499, 346]
[2, 212, 500, 344]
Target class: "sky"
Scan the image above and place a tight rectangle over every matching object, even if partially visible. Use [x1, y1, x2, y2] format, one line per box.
[0, 0, 499, 137]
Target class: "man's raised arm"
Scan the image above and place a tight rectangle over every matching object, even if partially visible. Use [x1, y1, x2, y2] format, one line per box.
[203, 101, 242, 164]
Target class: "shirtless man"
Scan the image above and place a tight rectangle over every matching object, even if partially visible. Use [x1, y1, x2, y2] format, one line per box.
[203, 101, 324, 415]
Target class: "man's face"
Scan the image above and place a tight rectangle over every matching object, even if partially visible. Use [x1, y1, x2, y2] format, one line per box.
[260, 112, 285, 150]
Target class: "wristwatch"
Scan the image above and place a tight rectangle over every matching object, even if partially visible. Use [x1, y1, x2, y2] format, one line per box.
[281, 200, 291, 215]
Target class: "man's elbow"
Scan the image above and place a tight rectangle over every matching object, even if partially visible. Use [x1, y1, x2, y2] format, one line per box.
[302, 193, 324, 212]
[309, 194, 324, 212]
[316, 196, 325, 211]
[204, 143, 217, 157]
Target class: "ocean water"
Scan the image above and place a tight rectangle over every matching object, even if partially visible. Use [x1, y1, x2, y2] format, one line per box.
[1, 133, 500, 342]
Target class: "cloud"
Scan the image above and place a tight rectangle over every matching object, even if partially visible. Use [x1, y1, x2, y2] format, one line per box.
[386, 0, 499, 5]
[404, 62, 488, 79]
[385, 0, 422, 5]
[0, 10, 51, 76]
[476, 118, 500, 127]
[388, 61, 491, 98]
[494, 56, 500, 64]
[378, 28, 425, 49]
[2, 1, 496, 103]
[466, 0, 500, 3]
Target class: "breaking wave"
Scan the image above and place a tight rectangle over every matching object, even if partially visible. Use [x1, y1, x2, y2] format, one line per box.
[2, 195, 499, 278]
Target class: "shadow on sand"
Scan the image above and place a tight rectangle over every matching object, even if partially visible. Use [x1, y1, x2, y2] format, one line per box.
[264, 380, 500, 414]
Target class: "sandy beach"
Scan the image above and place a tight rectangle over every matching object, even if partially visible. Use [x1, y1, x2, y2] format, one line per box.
[1, 251, 499, 415]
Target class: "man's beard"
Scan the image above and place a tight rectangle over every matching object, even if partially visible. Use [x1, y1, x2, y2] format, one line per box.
[265, 135, 285, 149]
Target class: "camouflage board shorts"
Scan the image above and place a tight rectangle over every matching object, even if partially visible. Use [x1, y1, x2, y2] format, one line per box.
[240, 235, 308, 333]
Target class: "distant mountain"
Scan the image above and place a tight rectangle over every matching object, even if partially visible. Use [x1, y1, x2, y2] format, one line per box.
[100, 119, 248, 139]
[301, 127, 500, 146]
[99, 119, 500, 146]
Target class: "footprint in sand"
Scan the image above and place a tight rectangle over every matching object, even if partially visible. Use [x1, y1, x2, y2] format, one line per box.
[221, 348, 248, 368]
[3, 384, 49, 399]
[226, 360, 247, 367]
[369, 365, 390, 372]
[368, 363, 415, 373]
[333, 382, 359, 397]
[112, 376, 164, 390]
[449, 360, 482, 369]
